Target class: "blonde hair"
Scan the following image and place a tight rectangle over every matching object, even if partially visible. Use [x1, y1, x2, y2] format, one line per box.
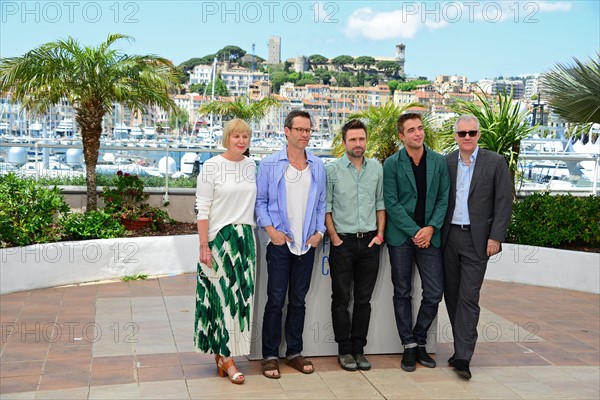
[222, 118, 251, 148]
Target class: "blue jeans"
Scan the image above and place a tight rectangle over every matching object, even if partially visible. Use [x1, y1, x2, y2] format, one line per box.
[262, 243, 316, 358]
[388, 241, 443, 346]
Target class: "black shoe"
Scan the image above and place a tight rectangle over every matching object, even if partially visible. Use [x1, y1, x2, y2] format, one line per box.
[401, 347, 417, 372]
[353, 354, 371, 371]
[452, 359, 471, 379]
[416, 346, 436, 368]
[448, 354, 455, 365]
[338, 354, 358, 371]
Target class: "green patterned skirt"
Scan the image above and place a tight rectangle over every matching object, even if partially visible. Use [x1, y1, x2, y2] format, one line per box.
[194, 224, 256, 357]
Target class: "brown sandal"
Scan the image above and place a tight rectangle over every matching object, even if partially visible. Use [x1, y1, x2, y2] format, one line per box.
[215, 355, 245, 384]
[261, 359, 281, 379]
[285, 355, 314, 374]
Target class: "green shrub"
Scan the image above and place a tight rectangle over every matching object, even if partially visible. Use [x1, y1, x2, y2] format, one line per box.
[62, 210, 125, 240]
[507, 193, 600, 247]
[0, 173, 70, 248]
[100, 172, 174, 231]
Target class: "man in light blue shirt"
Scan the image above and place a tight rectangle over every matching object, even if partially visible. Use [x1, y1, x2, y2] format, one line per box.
[442, 114, 513, 379]
[255, 110, 326, 379]
[325, 119, 386, 372]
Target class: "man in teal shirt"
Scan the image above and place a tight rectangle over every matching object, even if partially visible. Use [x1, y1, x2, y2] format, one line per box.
[383, 113, 449, 372]
[325, 119, 386, 372]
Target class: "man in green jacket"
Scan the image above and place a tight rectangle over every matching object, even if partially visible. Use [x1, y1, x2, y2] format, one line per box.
[383, 113, 450, 372]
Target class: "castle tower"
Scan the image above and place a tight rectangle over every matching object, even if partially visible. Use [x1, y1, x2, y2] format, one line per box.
[395, 43, 405, 74]
[268, 36, 281, 65]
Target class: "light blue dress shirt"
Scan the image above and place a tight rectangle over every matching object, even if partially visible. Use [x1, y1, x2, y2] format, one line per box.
[451, 146, 479, 225]
[326, 153, 385, 234]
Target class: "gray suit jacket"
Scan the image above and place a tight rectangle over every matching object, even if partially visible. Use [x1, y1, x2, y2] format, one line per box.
[441, 148, 513, 260]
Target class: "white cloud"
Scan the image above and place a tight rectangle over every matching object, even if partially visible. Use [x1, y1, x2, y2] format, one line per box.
[535, 1, 573, 13]
[344, 7, 446, 41]
[343, 2, 573, 41]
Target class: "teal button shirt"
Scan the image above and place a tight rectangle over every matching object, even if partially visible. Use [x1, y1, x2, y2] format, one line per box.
[326, 153, 385, 233]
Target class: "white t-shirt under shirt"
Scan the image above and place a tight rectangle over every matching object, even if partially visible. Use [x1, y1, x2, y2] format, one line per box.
[285, 164, 312, 255]
[195, 155, 257, 241]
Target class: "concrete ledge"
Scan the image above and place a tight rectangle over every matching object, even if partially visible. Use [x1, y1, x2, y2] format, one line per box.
[0, 235, 198, 294]
[486, 243, 600, 294]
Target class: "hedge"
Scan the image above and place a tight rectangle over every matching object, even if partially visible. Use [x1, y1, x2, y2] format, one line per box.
[507, 193, 600, 248]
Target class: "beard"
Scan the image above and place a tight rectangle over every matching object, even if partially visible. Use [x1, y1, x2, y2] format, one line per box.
[347, 147, 365, 159]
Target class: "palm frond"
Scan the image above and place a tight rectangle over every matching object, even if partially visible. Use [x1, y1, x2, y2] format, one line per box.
[198, 96, 279, 122]
[439, 90, 535, 190]
[543, 54, 600, 124]
[331, 101, 434, 162]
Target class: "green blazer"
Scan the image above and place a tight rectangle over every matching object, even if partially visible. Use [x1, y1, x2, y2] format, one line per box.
[383, 146, 450, 247]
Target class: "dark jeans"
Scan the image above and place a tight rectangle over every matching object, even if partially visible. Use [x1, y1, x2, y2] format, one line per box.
[330, 232, 380, 355]
[388, 241, 444, 346]
[262, 243, 316, 359]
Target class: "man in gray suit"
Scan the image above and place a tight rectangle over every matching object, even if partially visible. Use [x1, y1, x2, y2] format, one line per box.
[441, 114, 513, 379]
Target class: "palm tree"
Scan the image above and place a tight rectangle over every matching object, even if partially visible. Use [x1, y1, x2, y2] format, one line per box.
[169, 106, 190, 134]
[543, 54, 600, 124]
[0, 34, 178, 211]
[331, 100, 437, 163]
[198, 95, 280, 122]
[439, 91, 535, 190]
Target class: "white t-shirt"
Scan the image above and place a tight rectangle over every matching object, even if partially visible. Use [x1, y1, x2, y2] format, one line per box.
[195, 155, 256, 241]
[285, 164, 311, 255]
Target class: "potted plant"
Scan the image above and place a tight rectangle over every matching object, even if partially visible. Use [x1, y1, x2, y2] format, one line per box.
[100, 171, 169, 231]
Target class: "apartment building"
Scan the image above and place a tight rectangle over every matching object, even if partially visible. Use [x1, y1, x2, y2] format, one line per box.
[477, 79, 525, 99]
[220, 67, 269, 97]
[189, 64, 213, 85]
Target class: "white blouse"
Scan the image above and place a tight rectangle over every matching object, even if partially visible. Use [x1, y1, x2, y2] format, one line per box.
[195, 155, 257, 241]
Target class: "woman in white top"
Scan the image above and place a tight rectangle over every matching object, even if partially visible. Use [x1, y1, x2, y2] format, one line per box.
[194, 118, 257, 384]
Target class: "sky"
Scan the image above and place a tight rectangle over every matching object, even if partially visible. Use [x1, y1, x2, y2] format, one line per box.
[0, 0, 598, 81]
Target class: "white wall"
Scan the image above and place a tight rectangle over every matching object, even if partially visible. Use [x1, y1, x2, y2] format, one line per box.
[486, 243, 600, 294]
[0, 235, 198, 294]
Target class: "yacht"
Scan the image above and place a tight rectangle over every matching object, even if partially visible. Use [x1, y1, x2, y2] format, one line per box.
[0, 122, 9, 135]
[112, 124, 130, 140]
[142, 126, 157, 140]
[54, 119, 76, 137]
[129, 126, 143, 139]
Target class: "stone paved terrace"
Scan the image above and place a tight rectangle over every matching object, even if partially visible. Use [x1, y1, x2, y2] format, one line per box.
[0, 274, 598, 399]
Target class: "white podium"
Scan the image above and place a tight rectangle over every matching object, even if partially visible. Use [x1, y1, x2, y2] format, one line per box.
[249, 230, 437, 359]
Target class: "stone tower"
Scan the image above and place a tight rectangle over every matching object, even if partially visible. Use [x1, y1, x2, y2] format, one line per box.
[268, 36, 281, 65]
[395, 44, 405, 74]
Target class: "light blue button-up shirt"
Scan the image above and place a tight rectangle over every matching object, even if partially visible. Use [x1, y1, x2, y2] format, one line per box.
[255, 145, 326, 253]
[326, 153, 385, 233]
[451, 146, 479, 225]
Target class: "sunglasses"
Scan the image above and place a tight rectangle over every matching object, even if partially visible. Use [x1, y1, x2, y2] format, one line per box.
[456, 130, 478, 138]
